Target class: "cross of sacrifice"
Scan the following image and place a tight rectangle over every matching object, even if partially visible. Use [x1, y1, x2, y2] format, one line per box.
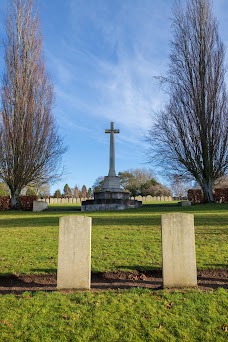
[105, 122, 119, 177]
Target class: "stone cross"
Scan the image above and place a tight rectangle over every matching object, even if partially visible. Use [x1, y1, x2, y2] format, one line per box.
[105, 122, 119, 177]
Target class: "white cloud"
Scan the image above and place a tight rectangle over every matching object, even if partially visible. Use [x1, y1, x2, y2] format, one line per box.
[95, 54, 168, 131]
[46, 0, 172, 144]
[45, 0, 228, 151]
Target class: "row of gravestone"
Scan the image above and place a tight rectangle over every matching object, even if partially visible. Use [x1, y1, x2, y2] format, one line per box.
[40, 195, 174, 204]
[57, 213, 197, 289]
[132, 195, 173, 201]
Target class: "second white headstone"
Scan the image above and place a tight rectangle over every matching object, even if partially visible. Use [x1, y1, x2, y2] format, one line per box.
[161, 213, 197, 288]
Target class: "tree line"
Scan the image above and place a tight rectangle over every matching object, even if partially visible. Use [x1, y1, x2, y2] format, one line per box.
[92, 168, 171, 198]
[53, 185, 92, 199]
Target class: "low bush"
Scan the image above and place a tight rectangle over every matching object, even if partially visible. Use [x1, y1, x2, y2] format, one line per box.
[0, 196, 11, 210]
[188, 188, 228, 203]
[0, 195, 38, 211]
[187, 189, 204, 203]
[214, 188, 228, 203]
[19, 195, 38, 211]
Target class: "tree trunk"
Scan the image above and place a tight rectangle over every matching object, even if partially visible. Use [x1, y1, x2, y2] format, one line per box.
[10, 188, 21, 209]
[201, 181, 215, 203]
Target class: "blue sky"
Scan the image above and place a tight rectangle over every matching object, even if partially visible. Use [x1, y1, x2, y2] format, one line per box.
[0, 0, 228, 194]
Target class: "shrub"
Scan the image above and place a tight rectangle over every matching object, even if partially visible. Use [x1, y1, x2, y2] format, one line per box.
[214, 188, 228, 203]
[188, 188, 228, 203]
[187, 189, 204, 203]
[19, 195, 38, 211]
[0, 196, 11, 210]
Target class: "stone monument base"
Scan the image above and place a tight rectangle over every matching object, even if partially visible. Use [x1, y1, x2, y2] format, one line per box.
[102, 175, 121, 191]
[81, 189, 142, 211]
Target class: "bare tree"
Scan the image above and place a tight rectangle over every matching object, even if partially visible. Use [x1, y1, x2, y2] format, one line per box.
[81, 185, 87, 198]
[73, 186, 79, 200]
[118, 168, 170, 197]
[214, 175, 228, 188]
[169, 173, 191, 198]
[0, 0, 66, 208]
[147, 0, 228, 202]
[92, 176, 105, 192]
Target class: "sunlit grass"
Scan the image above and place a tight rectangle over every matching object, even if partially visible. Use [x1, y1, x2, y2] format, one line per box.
[0, 203, 227, 341]
[0, 202, 227, 274]
[0, 288, 227, 341]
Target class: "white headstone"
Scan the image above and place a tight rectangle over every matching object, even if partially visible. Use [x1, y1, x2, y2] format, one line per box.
[161, 213, 197, 288]
[179, 200, 192, 207]
[33, 200, 48, 212]
[57, 216, 91, 290]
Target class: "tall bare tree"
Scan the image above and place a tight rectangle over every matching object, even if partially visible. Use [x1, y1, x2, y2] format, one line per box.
[169, 173, 191, 198]
[147, 0, 228, 202]
[0, 0, 66, 208]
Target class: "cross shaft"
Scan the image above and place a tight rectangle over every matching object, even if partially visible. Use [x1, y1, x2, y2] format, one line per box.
[105, 122, 119, 176]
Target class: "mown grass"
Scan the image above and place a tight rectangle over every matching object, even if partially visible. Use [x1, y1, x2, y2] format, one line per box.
[0, 202, 227, 274]
[0, 289, 227, 341]
[0, 202, 227, 341]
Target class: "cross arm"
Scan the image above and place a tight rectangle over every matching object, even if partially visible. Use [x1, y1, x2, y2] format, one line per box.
[105, 129, 120, 133]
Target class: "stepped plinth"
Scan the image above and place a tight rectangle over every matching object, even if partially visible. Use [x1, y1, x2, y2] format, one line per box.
[81, 122, 142, 211]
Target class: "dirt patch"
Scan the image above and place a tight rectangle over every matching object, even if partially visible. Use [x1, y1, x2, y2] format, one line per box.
[0, 269, 227, 294]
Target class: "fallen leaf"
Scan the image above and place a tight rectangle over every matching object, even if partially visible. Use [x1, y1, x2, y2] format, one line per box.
[222, 324, 227, 332]
[1, 320, 12, 327]
[165, 302, 174, 309]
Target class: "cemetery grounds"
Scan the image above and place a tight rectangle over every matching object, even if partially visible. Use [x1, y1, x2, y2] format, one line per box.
[0, 202, 227, 341]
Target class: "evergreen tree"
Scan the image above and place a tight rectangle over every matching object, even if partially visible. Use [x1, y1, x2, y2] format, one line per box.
[63, 184, 72, 197]
[53, 189, 61, 198]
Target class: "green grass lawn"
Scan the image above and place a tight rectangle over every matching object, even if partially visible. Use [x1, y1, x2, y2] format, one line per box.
[0, 202, 227, 341]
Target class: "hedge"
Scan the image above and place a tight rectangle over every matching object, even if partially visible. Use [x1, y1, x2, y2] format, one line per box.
[19, 195, 38, 211]
[214, 188, 228, 203]
[0, 195, 38, 211]
[188, 188, 228, 203]
[0, 196, 11, 210]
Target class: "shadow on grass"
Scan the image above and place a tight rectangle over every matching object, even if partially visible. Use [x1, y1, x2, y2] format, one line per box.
[92, 216, 161, 227]
[0, 215, 161, 228]
[94, 215, 228, 227]
[141, 202, 228, 213]
[117, 265, 161, 272]
[0, 203, 227, 229]
[1, 214, 227, 229]
[0, 216, 59, 228]
[47, 206, 81, 212]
